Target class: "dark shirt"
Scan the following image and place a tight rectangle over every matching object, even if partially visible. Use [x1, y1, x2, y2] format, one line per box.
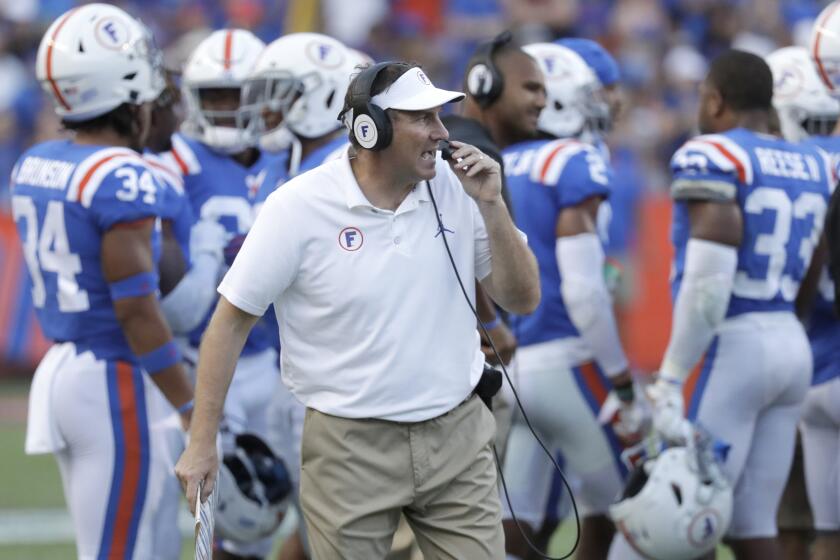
[441, 114, 512, 212]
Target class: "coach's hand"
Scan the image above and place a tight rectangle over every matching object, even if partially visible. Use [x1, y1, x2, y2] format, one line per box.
[447, 141, 502, 204]
[175, 439, 219, 515]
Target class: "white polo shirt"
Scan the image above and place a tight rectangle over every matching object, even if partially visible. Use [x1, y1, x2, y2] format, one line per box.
[218, 151, 505, 422]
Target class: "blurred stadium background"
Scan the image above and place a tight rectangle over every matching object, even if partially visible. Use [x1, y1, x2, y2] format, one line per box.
[0, 0, 824, 557]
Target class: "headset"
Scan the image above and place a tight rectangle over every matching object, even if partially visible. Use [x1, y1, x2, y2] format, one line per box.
[343, 61, 395, 151]
[426, 148, 581, 559]
[465, 30, 513, 108]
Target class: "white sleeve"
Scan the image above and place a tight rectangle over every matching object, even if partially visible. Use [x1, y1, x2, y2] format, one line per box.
[556, 233, 628, 377]
[659, 238, 737, 382]
[217, 192, 303, 316]
[160, 253, 222, 334]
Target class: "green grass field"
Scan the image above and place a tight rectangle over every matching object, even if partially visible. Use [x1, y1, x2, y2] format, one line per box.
[0, 379, 734, 559]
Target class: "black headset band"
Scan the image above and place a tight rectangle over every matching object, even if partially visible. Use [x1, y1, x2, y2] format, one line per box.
[471, 30, 513, 69]
[349, 61, 394, 113]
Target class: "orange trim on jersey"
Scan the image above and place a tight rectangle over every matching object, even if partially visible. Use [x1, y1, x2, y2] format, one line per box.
[169, 147, 190, 175]
[696, 139, 747, 184]
[110, 362, 142, 559]
[45, 8, 78, 111]
[76, 153, 125, 202]
[682, 353, 707, 406]
[223, 30, 234, 70]
[144, 158, 183, 186]
[813, 2, 840, 91]
[538, 140, 576, 183]
[110, 217, 155, 230]
[579, 361, 609, 406]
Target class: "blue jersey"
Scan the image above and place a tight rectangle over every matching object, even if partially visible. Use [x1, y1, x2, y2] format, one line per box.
[254, 136, 348, 204]
[168, 133, 283, 355]
[144, 151, 193, 262]
[670, 128, 833, 319]
[802, 135, 840, 385]
[503, 138, 612, 346]
[10, 141, 165, 362]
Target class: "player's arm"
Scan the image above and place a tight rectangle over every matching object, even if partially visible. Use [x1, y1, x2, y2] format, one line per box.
[158, 220, 187, 296]
[448, 141, 540, 314]
[658, 198, 741, 383]
[556, 196, 630, 383]
[160, 219, 227, 334]
[649, 139, 743, 441]
[556, 193, 645, 442]
[795, 235, 827, 320]
[475, 280, 517, 365]
[102, 219, 194, 425]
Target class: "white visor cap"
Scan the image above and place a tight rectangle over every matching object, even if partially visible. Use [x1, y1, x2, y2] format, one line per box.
[371, 67, 464, 111]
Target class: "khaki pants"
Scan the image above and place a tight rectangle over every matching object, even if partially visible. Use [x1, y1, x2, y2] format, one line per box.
[299, 395, 504, 559]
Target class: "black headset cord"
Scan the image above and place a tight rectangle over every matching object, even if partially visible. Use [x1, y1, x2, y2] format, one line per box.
[425, 180, 580, 560]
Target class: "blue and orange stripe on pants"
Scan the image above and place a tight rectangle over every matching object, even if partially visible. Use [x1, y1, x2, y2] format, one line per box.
[683, 337, 720, 422]
[98, 362, 150, 559]
[571, 361, 628, 478]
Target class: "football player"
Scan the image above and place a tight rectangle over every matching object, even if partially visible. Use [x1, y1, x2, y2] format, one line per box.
[500, 43, 644, 560]
[647, 49, 834, 560]
[246, 33, 364, 199]
[167, 28, 284, 560]
[16, 4, 193, 558]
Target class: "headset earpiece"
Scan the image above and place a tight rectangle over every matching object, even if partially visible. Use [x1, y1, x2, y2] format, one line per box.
[466, 31, 513, 108]
[346, 62, 394, 151]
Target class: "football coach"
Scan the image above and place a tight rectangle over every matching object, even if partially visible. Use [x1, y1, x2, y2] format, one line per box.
[176, 61, 540, 559]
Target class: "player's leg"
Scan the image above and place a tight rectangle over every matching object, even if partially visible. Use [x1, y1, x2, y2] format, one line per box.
[722, 316, 810, 560]
[220, 348, 284, 559]
[144, 380, 187, 560]
[501, 413, 554, 559]
[776, 433, 813, 560]
[53, 352, 158, 559]
[558, 361, 625, 560]
[501, 340, 624, 560]
[800, 378, 840, 560]
[267, 377, 309, 560]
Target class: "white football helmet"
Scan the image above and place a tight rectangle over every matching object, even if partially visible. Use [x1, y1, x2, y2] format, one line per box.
[523, 42, 610, 140]
[244, 32, 354, 152]
[36, 3, 164, 122]
[610, 442, 733, 560]
[181, 29, 265, 154]
[810, 1, 840, 97]
[767, 46, 839, 141]
[215, 433, 293, 543]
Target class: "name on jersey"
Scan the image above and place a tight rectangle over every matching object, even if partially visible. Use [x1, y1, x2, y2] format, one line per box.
[755, 148, 821, 182]
[14, 157, 76, 190]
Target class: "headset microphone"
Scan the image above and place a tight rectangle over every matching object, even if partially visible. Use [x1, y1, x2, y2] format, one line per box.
[438, 140, 454, 161]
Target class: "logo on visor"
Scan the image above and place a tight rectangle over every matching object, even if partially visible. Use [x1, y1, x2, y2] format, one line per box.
[416, 70, 431, 86]
[353, 114, 379, 149]
[305, 41, 345, 69]
[94, 17, 130, 50]
[339, 227, 364, 251]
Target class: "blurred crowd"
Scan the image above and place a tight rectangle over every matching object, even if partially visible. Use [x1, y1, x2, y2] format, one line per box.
[0, 0, 832, 208]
